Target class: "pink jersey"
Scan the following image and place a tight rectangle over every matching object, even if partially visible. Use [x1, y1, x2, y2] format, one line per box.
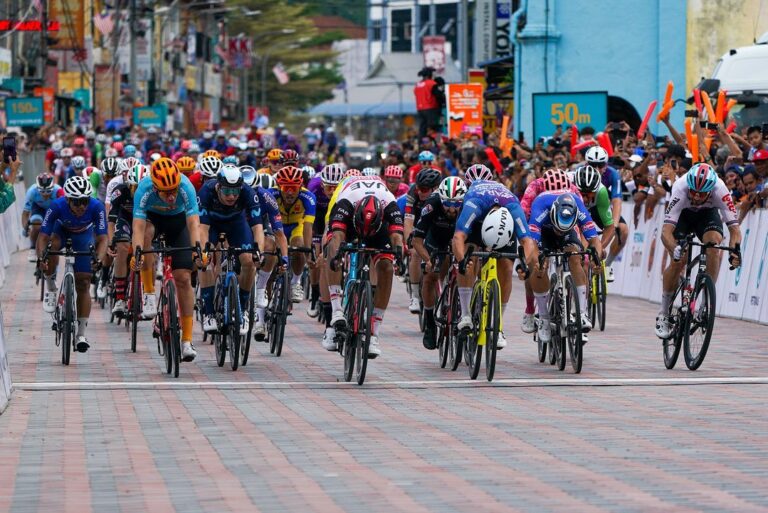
[521, 177, 582, 218]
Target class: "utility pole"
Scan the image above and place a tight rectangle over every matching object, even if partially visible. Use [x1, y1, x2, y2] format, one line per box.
[40, 0, 48, 85]
[459, 0, 468, 80]
[130, 0, 138, 104]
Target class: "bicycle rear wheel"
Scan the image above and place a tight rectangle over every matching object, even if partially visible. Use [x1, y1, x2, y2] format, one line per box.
[343, 282, 357, 382]
[37, 269, 44, 302]
[228, 277, 242, 371]
[242, 290, 254, 366]
[484, 279, 501, 382]
[355, 282, 373, 385]
[165, 282, 181, 377]
[466, 282, 483, 380]
[683, 274, 716, 371]
[596, 267, 607, 331]
[62, 276, 75, 365]
[448, 283, 463, 371]
[547, 276, 558, 366]
[130, 270, 141, 353]
[436, 286, 449, 369]
[662, 290, 684, 369]
[565, 275, 584, 374]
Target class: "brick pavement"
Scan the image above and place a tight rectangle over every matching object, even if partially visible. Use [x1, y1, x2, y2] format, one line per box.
[1, 250, 767, 512]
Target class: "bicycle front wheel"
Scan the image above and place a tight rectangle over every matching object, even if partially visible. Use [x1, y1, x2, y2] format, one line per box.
[484, 279, 501, 382]
[228, 278, 241, 371]
[684, 274, 716, 371]
[466, 282, 483, 380]
[448, 282, 463, 371]
[436, 286, 449, 369]
[242, 290, 254, 366]
[565, 274, 584, 374]
[355, 282, 373, 386]
[165, 283, 181, 378]
[596, 267, 607, 331]
[130, 270, 141, 353]
[343, 282, 358, 382]
[62, 276, 75, 366]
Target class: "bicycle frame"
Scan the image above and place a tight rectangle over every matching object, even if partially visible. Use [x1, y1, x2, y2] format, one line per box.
[475, 256, 501, 347]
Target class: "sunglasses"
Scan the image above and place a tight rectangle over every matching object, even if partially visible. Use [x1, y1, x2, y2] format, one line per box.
[154, 187, 178, 196]
[40, 188, 54, 195]
[280, 185, 301, 194]
[68, 197, 89, 207]
[442, 200, 462, 209]
[417, 186, 433, 194]
[220, 186, 241, 196]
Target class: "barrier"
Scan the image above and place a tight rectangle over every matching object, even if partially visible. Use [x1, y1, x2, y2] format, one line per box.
[0, 303, 10, 413]
[608, 202, 768, 326]
[0, 181, 23, 414]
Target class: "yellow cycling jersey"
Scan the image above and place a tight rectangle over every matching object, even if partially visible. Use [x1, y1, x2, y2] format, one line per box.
[272, 187, 317, 227]
[257, 167, 272, 175]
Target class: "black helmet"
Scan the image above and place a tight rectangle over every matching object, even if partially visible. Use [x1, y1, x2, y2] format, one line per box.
[416, 168, 442, 188]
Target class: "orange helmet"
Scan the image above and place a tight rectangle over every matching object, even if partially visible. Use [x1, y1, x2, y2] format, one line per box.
[175, 155, 196, 174]
[151, 157, 181, 191]
[202, 149, 221, 160]
[267, 148, 283, 162]
[275, 165, 303, 188]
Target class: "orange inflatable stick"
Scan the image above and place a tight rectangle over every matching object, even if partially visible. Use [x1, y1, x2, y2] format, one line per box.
[597, 132, 614, 157]
[701, 91, 716, 122]
[571, 140, 596, 157]
[664, 81, 674, 105]
[656, 100, 675, 122]
[684, 118, 693, 148]
[704, 136, 712, 152]
[715, 90, 727, 123]
[637, 100, 658, 139]
[726, 121, 737, 133]
[693, 89, 703, 115]
[690, 134, 699, 162]
[570, 124, 579, 152]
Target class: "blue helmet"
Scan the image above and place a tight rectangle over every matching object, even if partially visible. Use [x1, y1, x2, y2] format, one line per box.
[222, 155, 239, 165]
[123, 144, 137, 157]
[686, 163, 717, 194]
[549, 193, 579, 233]
[418, 150, 435, 163]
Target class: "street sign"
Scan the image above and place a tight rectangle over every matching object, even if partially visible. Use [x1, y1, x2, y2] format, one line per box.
[532, 91, 608, 142]
[5, 97, 44, 126]
[133, 105, 167, 128]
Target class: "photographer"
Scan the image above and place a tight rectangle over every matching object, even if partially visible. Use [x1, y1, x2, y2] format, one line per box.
[414, 67, 442, 139]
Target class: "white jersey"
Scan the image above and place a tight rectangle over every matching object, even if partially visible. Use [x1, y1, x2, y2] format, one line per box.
[105, 174, 125, 206]
[335, 176, 396, 207]
[663, 177, 738, 227]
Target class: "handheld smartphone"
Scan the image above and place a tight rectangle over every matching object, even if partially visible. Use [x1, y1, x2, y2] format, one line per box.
[2, 136, 16, 164]
[706, 122, 719, 130]
[684, 110, 698, 118]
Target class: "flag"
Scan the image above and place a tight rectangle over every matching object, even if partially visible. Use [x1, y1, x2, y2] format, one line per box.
[32, 0, 42, 15]
[272, 62, 289, 85]
[93, 11, 115, 38]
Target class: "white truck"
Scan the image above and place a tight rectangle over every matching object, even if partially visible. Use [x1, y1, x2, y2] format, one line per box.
[711, 32, 768, 127]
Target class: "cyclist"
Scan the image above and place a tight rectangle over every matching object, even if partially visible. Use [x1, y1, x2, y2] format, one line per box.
[266, 149, 283, 174]
[404, 168, 442, 314]
[412, 176, 467, 350]
[463, 163, 495, 185]
[108, 164, 146, 314]
[90, 157, 119, 204]
[37, 176, 108, 353]
[175, 155, 202, 191]
[70, 155, 87, 180]
[198, 164, 265, 335]
[325, 176, 406, 356]
[383, 165, 409, 197]
[22, 173, 65, 262]
[407, 150, 436, 184]
[655, 163, 741, 339]
[452, 179, 538, 349]
[198, 154, 223, 187]
[528, 192, 603, 343]
[131, 157, 203, 362]
[574, 164, 615, 255]
[585, 146, 627, 282]
[281, 149, 299, 167]
[272, 165, 317, 302]
[362, 167, 379, 177]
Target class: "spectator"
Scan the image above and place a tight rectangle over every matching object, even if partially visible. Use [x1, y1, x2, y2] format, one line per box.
[414, 66, 441, 139]
[745, 126, 765, 161]
[738, 167, 766, 222]
[323, 126, 338, 154]
[303, 119, 322, 152]
[0, 151, 22, 214]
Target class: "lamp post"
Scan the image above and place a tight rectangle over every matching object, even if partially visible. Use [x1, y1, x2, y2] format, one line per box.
[249, 29, 296, 112]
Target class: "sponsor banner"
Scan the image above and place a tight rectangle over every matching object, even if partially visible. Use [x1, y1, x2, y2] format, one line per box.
[0, 302, 11, 412]
[33, 87, 55, 124]
[133, 105, 168, 128]
[48, 0, 85, 49]
[743, 210, 767, 321]
[473, 0, 495, 65]
[716, 212, 755, 317]
[532, 91, 608, 143]
[422, 35, 446, 75]
[5, 97, 44, 126]
[446, 83, 484, 137]
[0, 48, 11, 80]
[495, 0, 512, 59]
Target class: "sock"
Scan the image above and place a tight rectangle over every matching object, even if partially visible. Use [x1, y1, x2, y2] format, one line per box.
[410, 284, 420, 300]
[606, 252, 617, 267]
[77, 317, 88, 337]
[323, 302, 332, 327]
[291, 272, 301, 286]
[660, 292, 674, 315]
[534, 292, 550, 320]
[115, 277, 127, 300]
[239, 288, 250, 311]
[181, 315, 193, 343]
[100, 266, 109, 284]
[329, 285, 343, 313]
[256, 270, 271, 289]
[458, 287, 472, 318]
[372, 308, 385, 337]
[502, 302, 508, 319]
[141, 267, 155, 294]
[424, 307, 434, 326]
[525, 293, 535, 315]
[256, 307, 265, 324]
[45, 274, 57, 292]
[577, 285, 587, 312]
[311, 284, 320, 304]
[201, 286, 215, 315]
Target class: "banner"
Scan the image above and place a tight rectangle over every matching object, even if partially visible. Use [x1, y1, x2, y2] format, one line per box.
[94, 65, 116, 129]
[0, 48, 11, 80]
[532, 91, 608, 143]
[446, 83, 484, 138]
[133, 105, 168, 128]
[228, 37, 252, 68]
[33, 87, 55, 124]
[473, 0, 495, 65]
[48, 0, 85, 50]
[0, 302, 10, 413]
[495, 0, 513, 59]
[740, 210, 765, 321]
[5, 97, 44, 127]
[422, 36, 446, 75]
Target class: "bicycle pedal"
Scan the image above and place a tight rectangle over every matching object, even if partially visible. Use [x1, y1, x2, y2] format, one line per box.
[51, 322, 57, 331]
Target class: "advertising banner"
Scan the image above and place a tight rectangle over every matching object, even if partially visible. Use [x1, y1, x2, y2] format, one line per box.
[33, 87, 55, 124]
[133, 105, 168, 127]
[716, 212, 756, 317]
[422, 36, 446, 75]
[532, 91, 608, 143]
[5, 97, 44, 127]
[48, 0, 85, 50]
[0, 302, 11, 413]
[739, 211, 765, 321]
[94, 65, 116, 129]
[0, 48, 11, 80]
[473, 0, 495, 65]
[446, 83, 484, 137]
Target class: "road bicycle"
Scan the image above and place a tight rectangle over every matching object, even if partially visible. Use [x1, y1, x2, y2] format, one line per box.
[42, 239, 97, 365]
[661, 233, 736, 371]
[430, 252, 461, 370]
[588, 259, 607, 331]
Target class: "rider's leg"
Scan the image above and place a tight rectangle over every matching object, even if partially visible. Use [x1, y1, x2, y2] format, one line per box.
[114, 242, 130, 300]
[238, 252, 256, 308]
[372, 258, 394, 337]
[606, 221, 629, 267]
[702, 230, 724, 282]
[173, 269, 195, 343]
[75, 272, 92, 337]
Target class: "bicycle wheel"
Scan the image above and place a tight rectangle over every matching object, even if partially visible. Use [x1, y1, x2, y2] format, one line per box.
[276, 271, 291, 357]
[62, 276, 75, 365]
[130, 270, 141, 353]
[242, 290, 254, 366]
[683, 274, 716, 371]
[596, 267, 607, 331]
[550, 275, 566, 371]
[436, 289, 449, 369]
[564, 274, 584, 374]
[588, 268, 597, 326]
[166, 282, 181, 378]
[466, 282, 483, 380]
[343, 282, 357, 382]
[663, 306, 684, 370]
[484, 279, 501, 382]
[536, 321, 547, 363]
[448, 283, 463, 371]
[37, 269, 44, 302]
[228, 277, 241, 371]
[268, 276, 287, 356]
[355, 282, 373, 386]
[547, 276, 558, 366]
[158, 291, 172, 375]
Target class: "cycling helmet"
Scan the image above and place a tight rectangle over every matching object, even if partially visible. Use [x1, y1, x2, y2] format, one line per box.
[321, 163, 345, 185]
[199, 155, 223, 178]
[416, 168, 442, 188]
[123, 144, 137, 157]
[52, 141, 63, 152]
[240, 166, 257, 187]
[188, 142, 201, 154]
[267, 148, 283, 161]
[217, 164, 243, 188]
[549, 194, 579, 233]
[362, 167, 378, 177]
[383, 165, 404, 179]
[175, 155, 196, 174]
[71, 155, 87, 170]
[112, 142, 124, 153]
[150, 157, 181, 191]
[222, 155, 238, 165]
[100, 157, 120, 176]
[481, 207, 515, 249]
[202, 149, 221, 160]
[542, 168, 570, 192]
[60, 147, 74, 158]
[281, 149, 299, 165]
[258, 173, 277, 190]
[36, 173, 54, 191]
[82, 166, 99, 177]
[254, 148, 266, 159]
[104, 148, 118, 158]
[180, 140, 191, 151]
[73, 137, 86, 146]
[574, 165, 602, 192]
[63, 176, 93, 199]
[122, 157, 140, 170]
[418, 150, 435, 163]
[344, 168, 362, 178]
[112, 134, 123, 142]
[464, 164, 493, 184]
[247, 139, 259, 149]
[353, 196, 385, 238]
[585, 146, 609, 165]
[275, 165, 304, 187]
[686, 163, 717, 194]
[438, 176, 467, 202]
[301, 165, 316, 180]
[125, 164, 146, 186]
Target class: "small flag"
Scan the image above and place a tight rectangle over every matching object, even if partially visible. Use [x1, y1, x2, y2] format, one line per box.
[32, 0, 42, 15]
[93, 11, 115, 38]
[272, 62, 289, 85]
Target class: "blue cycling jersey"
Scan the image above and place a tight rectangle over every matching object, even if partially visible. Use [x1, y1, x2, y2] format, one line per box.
[528, 191, 599, 242]
[601, 166, 622, 200]
[133, 174, 199, 220]
[198, 180, 261, 227]
[456, 180, 531, 240]
[24, 184, 63, 212]
[40, 196, 107, 236]
[396, 195, 408, 216]
[255, 186, 284, 233]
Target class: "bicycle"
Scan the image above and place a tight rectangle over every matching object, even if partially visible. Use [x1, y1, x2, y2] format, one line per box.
[135, 238, 200, 378]
[587, 259, 607, 332]
[459, 246, 527, 381]
[660, 233, 736, 371]
[34, 265, 44, 302]
[431, 252, 461, 371]
[42, 239, 97, 365]
[535, 247, 598, 374]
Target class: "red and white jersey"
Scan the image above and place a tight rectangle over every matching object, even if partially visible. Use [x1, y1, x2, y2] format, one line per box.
[663, 177, 738, 227]
[335, 176, 396, 207]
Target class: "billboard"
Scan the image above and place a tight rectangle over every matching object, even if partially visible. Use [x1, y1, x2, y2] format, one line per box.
[532, 91, 608, 142]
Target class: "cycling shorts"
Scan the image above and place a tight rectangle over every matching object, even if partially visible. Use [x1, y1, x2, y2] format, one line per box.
[113, 217, 132, 243]
[540, 227, 583, 252]
[282, 222, 304, 241]
[207, 216, 254, 250]
[30, 204, 47, 224]
[673, 208, 723, 241]
[51, 224, 95, 273]
[146, 211, 193, 270]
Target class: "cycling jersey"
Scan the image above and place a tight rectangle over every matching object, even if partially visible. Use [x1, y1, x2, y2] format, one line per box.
[198, 180, 261, 227]
[413, 194, 458, 247]
[520, 177, 582, 218]
[271, 187, 316, 227]
[329, 178, 402, 237]
[404, 183, 432, 223]
[528, 191, 599, 242]
[396, 194, 408, 216]
[104, 175, 124, 207]
[325, 175, 390, 226]
[107, 182, 137, 223]
[133, 174, 199, 220]
[88, 170, 108, 202]
[663, 177, 738, 228]
[186, 171, 204, 192]
[24, 185, 65, 219]
[255, 186, 283, 235]
[307, 176, 330, 211]
[585, 185, 614, 229]
[41, 196, 107, 236]
[387, 182, 410, 198]
[456, 180, 531, 241]
[601, 166, 622, 200]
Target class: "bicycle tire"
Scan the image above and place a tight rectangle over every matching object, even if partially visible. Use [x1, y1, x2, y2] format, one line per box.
[484, 279, 500, 382]
[684, 274, 716, 371]
[228, 276, 241, 371]
[536, 327, 547, 363]
[448, 282, 463, 371]
[436, 286, 449, 369]
[343, 282, 357, 382]
[547, 276, 558, 366]
[466, 282, 483, 380]
[662, 282, 684, 369]
[130, 270, 141, 353]
[550, 274, 566, 371]
[597, 268, 607, 331]
[62, 275, 75, 366]
[37, 269, 44, 302]
[242, 290, 254, 366]
[356, 281, 373, 386]
[275, 270, 291, 357]
[268, 275, 281, 354]
[158, 290, 172, 375]
[565, 274, 584, 374]
[166, 282, 181, 378]
[214, 278, 226, 367]
[588, 268, 597, 325]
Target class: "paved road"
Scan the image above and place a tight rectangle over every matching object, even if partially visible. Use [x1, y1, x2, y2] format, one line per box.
[1, 250, 767, 513]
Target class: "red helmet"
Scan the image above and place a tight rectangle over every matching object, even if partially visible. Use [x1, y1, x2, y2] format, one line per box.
[74, 137, 86, 146]
[542, 168, 570, 192]
[353, 196, 385, 238]
[275, 165, 304, 188]
[281, 149, 299, 165]
[383, 165, 403, 179]
[112, 142, 124, 153]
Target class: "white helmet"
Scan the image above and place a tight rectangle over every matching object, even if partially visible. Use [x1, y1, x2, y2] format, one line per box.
[320, 163, 345, 185]
[71, 155, 87, 169]
[63, 176, 93, 199]
[362, 167, 378, 177]
[585, 146, 608, 165]
[258, 173, 277, 190]
[104, 148, 118, 158]
[218, 164, 243, 187]
[240, 165, 257, 187]
[481, 207, 515, 250]
[52, 141, 63, 152]
[301, 165, 316, 180]
[199, 155, 223, 178]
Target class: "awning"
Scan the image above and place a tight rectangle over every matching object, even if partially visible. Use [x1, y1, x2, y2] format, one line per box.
[477, 55, 514, 67]
[308, 101, 417, 117]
